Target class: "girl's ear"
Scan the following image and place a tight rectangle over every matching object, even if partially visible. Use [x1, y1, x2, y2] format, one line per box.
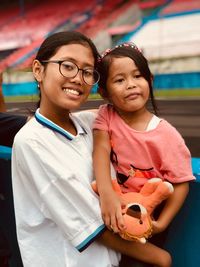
[32, 60, 44, 83]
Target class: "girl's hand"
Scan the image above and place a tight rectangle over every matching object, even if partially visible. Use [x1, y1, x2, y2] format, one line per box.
[100, 190, 126, 233]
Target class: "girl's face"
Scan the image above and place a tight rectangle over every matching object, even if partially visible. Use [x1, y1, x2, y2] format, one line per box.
[33, 43, 95, 116]
[106, 56, 150, 115]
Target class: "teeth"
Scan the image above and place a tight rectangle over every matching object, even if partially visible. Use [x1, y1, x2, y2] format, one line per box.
[63, 88, 79, 95]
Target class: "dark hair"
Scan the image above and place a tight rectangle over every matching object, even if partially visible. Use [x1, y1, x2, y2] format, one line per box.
[36, 31, 100, 68]
[97, 45, 158, 114]
[35, 31, 100, 107]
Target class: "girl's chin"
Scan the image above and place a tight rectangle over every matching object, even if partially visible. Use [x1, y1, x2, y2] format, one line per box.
[63, 98, 87, 110]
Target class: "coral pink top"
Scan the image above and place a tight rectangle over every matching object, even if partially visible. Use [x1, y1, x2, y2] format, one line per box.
[93, 104, 195, 193]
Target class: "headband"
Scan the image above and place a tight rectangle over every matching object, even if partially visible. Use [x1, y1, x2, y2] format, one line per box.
[99, 42, 142, 62]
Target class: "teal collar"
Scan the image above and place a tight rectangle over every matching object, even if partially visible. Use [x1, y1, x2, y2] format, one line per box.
[35, 109, 86, 141]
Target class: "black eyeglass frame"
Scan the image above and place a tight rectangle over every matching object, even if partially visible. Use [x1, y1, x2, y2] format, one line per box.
[41, 60, 100, 85]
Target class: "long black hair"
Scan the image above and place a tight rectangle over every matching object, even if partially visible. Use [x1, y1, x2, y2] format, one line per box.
[97, 44, 158, 114]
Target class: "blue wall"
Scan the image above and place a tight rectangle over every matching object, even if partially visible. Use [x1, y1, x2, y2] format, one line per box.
[2, 81, 38, 96]
[153, 72, 200, 89]
[2, 72, 200, 97]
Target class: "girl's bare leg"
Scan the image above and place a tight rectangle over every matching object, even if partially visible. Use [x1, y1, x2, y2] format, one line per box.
[98, 230, 172, 267]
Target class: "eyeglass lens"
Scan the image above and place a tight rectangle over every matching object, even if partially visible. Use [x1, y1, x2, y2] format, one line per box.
[60, 61, 99, 85]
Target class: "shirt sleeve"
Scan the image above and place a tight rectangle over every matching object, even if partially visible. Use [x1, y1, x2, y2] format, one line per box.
[12, 136, 105, 252]
[92, 104, 110, 131]
[74, 110, 97, 130]
[0, 112, 27, 147]
[159, 121, 195, 183]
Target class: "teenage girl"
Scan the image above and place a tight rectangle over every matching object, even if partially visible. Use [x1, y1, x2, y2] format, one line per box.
[12, 32, 171, 267]
[93, 42, 195, 267]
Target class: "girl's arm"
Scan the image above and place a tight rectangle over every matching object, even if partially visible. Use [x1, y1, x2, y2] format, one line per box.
[93, 129, 125, 232]
[98, 229, 172, 267]
[152, 182, 189, 234]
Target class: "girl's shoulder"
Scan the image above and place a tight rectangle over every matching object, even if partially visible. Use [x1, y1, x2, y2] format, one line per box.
[13, 117, 42, 151]
[157, 118, 184, 141]
[159, 118, 180, 132]
[14, 116, 40, 139]
[97, 103, 116, 117]
[72, 110, 97, 130]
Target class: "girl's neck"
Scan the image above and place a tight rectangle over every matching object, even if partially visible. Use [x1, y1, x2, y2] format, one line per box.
[39, 107, 77, 135]
[116, 107, 153, 131]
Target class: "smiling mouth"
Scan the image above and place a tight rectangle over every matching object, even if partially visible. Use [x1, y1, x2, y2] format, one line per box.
[63, 88, 82, 96]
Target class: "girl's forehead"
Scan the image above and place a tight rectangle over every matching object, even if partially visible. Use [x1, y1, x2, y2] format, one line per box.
[109, 57, 137, 71]
[53, 43, 95, 65]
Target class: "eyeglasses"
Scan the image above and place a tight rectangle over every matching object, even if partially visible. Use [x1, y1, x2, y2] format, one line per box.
[41, 60, 100, 85]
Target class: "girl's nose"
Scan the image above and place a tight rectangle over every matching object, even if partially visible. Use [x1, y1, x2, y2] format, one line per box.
[127, 78, 136, 89]
[70, 70, 83, 84]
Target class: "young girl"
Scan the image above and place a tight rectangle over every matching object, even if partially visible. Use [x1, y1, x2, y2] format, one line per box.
[93, 42, 195, 266]
[11, 32, 171, 267]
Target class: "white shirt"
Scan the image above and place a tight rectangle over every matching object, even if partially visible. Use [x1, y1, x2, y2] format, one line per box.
[12, 109, 120, 267]
[146, 115, 161, 131]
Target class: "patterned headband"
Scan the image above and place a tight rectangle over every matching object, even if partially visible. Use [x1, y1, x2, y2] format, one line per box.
[99, 42, 142, 62]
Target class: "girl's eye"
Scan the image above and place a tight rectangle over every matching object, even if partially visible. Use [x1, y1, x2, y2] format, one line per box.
[134, 74, 142, 79]
[83, 69, 93, 77]
[62, 64, 74, 71]
[115, 78, 124, 83]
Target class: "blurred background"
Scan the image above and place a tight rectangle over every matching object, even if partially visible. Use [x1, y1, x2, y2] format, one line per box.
[1, 0, 200, 98]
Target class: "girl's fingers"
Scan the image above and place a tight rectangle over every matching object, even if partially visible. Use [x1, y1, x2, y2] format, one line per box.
[110, 214, 119, 233]
[116, 211, 126, 231]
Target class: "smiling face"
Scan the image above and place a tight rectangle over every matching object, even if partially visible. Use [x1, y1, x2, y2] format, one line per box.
[33, 43, 95, 119]
[106, 56, 150, 117]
